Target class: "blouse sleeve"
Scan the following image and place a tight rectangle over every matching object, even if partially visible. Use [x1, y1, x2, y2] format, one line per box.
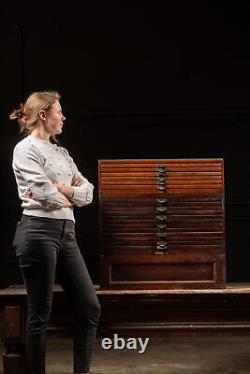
[12, 144, 67, 209]
[71, 182, 94, 207]
[61, 147, 95, 207]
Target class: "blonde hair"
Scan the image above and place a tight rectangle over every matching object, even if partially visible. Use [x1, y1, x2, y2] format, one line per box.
[9, 91, 61, 140]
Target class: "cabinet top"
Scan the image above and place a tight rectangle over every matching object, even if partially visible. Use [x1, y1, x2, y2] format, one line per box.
[98, 158, 224, 162]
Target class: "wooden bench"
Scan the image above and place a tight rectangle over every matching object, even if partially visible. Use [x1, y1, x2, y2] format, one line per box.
[1, 283, 250, 374]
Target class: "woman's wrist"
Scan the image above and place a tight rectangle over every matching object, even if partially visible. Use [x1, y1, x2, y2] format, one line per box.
[70, 187, 74, 199]
[54, 183, 75, 200]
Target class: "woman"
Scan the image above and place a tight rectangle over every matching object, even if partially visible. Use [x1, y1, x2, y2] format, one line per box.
[10, 90, 101, 374]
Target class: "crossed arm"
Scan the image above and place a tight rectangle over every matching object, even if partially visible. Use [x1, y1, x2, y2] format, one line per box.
[13, 145, 94, 209]
[53, 175, 85, 206]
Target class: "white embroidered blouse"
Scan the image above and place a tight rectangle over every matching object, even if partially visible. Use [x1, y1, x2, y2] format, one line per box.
[12, 134, 94, 222]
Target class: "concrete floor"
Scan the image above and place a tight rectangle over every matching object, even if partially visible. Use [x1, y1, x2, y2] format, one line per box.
[1, 336, 250, 374]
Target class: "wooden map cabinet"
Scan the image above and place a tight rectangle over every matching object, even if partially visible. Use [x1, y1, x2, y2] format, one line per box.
[98, 159, 225, 289]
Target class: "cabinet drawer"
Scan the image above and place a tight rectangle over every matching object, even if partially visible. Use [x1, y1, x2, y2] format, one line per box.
[101, 232, 224, 244]
[102, 219, 224, 231]
[100, 244, 224, 255]
[102, 202, 223, 215]
[100, 254, 226, 289]
[100, 195, 223, 203]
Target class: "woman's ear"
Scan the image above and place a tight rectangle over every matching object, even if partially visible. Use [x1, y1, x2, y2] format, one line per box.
[38, 110, 47, 121]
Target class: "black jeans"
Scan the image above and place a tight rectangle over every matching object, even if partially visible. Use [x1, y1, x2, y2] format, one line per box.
[13, 214, 101, 374]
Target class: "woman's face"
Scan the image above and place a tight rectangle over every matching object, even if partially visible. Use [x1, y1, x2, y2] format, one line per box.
[44, 100, 66, 135]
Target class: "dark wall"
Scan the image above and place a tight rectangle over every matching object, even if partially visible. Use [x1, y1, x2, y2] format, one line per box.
[1, 4, 250, 287]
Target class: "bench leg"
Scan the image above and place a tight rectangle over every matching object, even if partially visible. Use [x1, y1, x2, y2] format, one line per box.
[3, 349, 30, 374]
[2, 306, 30, 374]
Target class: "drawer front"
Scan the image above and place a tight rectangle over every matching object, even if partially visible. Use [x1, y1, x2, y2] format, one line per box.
[100, 254, 226, 289]
[100, 232, 224, 254]
[100, 245, 224, 256]
[99, 159, 224, 195]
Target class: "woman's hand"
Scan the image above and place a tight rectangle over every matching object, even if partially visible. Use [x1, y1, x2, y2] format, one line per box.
[53, 182, 64, 194]
[54, 182, 74, 200]
[63, 197, 73, 207]
[72, 175, 85, 187]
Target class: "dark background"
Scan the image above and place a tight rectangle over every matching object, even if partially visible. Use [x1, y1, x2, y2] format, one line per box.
[1, 3, 250, 287]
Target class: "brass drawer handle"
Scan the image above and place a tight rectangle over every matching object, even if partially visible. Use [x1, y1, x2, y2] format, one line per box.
[156, 223, 167, 229]
[156, 198, 168, 204]
[156, 171, 166, 177]
[157, 185, 166, 191]
[156, 165, 166, 172]
[157, 244, 168, 250]
[157, 240, 168, 245]
[157, 184, 166, 189]
[157, 181, 166, 187]
[156, 215, 167, 221]
[156, 206, 167, 212]
[156, 232, 168, 239]
[156, 241, 168, 253]
[157, 175, 166, 182]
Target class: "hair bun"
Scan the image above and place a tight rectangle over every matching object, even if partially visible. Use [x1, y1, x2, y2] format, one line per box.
[9, 103, 26, 121]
